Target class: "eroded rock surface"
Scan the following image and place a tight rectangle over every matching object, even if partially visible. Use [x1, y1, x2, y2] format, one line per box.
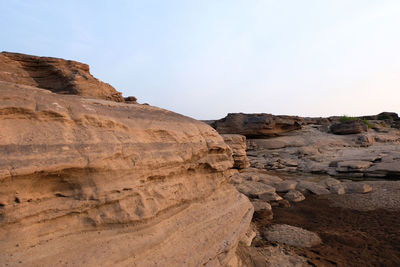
[0, 51, 124, 102]
[221, 134, 250, 169]
[211, 113, 302, 138]
[264, 224, 322, 248]
[247, 124, 400, 179]
[0, 65, 253, 265]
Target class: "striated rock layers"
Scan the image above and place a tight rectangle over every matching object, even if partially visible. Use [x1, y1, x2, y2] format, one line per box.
[0, 51, 124, 102]
[211, 113, 302, 138]
[0, 58, 253, 266]
[221, 134, 250, 169]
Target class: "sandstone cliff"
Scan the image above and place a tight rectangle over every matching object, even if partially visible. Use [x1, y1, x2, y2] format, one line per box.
[0, 55, 253, 266]
[0, 52, 124, 102]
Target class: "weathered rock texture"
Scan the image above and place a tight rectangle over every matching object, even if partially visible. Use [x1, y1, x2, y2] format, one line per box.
[0, 51, 124, 102]
[211, 113, 302, 138]
[330, 120, 368, 135]
[221, 134, 250, 169]
[247, 124, 400, 179]
[0, 61, 253, 265]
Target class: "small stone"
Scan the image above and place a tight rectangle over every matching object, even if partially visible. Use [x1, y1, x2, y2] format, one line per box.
[239, 229, 256, 247]
[251, 200, 273, 220]
[251, 200, 272, 213]
[284, 190, 306, 202]
[329, 184, 345, 195]
[259, 192, 283, 202]
[275, 180, 297, 193]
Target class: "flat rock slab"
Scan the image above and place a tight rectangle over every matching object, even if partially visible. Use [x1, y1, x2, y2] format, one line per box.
[297, 181, 331, 195]
[337, 160, 372, 171]
[329, 184, 345, 195]
[239, 169, 283, 184]
[320, 177, 341, 188]
[344, 182, 373, 193]
[264, 224, 322, 248]
[236, 180, 276, 198]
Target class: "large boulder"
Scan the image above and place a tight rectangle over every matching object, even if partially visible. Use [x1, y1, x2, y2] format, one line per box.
[211, 113, 302, 138]
[0, 51, 124, 102]
[330, 120, 368, 135]
[0, 58, 253, 266]
[221, 134, 250, 169]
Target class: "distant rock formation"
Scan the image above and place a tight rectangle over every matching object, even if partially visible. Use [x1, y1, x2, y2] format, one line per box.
[0, 54, 253, 266]
[0, 51, 124, 102]
[211, 113, 303, 138]
[330, 120, 368, 135]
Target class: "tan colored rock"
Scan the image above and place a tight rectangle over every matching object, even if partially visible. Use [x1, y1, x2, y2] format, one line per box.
[259, 192, 283, 202]
[236, 180, 276, 198]
[264, 224, 322, 248]
[344, 182, 373, 194]
[0, 51, 124, 102]
[320, 177, 341, 188]
[238, 168, 283, 185]
[275, 180, 297, 192]
[329, 183, 346, 195]
[222, 134, 250, 169]
[337, 161, 372, 171]
[0, 73, 252, 265]
[251, 200, 272, 213]
[297, 181, 331, 195]
[284, 190, 306, 202]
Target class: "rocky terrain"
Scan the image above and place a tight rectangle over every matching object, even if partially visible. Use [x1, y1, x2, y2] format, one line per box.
[2, 52, 399, 266]
[210, 112, 400, 180]
[210, 113, 400, 266]
[0, 52, 253, 266]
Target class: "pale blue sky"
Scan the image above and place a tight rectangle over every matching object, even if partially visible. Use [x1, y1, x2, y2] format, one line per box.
[2, 0, 400, 119]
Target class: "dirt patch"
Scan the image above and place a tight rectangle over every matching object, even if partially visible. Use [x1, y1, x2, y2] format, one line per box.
[255, 195, 400, 267]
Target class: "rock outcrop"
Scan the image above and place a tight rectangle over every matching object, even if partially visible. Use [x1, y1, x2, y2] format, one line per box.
[221, 134, 250, 169]
[330, 120, 368, 135]
[0, 51, 124, 102]
[0, 57, 253, 266]
[247, 123, 400, 179]
[211, 113, 302, 138]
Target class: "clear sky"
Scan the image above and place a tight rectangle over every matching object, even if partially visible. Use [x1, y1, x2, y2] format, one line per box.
[2, 0, 400, 119]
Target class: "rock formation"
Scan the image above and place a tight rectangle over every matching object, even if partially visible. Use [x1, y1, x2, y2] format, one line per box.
[221, 134, 250, 169]
[211, 113, 302, 138]
[0, 51, 124, 102]
[246, 121, 400, 179]
[0, 53, 253, 266]
[330, 120, 368, 135]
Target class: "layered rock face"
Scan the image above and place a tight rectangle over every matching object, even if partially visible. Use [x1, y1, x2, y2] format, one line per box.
[211, 113, 302, 138]
[0, 57, 253, 266]
[221, 134, 250, 169]
[0, 52, 124, 102]
[330, 120, 368, 135]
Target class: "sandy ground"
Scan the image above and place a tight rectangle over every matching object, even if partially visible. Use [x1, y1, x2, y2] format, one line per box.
[253, 181, 400, 267]
[321, 180, 400, 211]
